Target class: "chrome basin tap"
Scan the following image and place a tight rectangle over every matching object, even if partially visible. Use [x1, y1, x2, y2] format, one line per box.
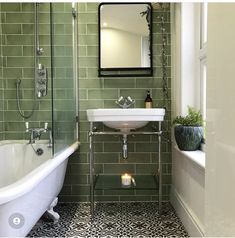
[115, 96, 135, 109]
[25, 122, 52, 147]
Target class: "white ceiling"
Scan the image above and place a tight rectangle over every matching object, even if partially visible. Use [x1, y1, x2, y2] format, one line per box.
[100, 4, 150, 36]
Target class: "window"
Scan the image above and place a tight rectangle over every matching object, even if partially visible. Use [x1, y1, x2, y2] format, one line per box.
[199, 3, 207, 131]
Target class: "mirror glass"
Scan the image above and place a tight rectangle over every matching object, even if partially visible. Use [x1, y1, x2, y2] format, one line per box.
[99, 3, 152, 77]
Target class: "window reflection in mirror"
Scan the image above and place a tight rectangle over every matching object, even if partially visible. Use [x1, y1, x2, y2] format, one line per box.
[99, 3, 152, 77]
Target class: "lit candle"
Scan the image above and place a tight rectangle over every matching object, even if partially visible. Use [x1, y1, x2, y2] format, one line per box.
[121, 173, 132, 186]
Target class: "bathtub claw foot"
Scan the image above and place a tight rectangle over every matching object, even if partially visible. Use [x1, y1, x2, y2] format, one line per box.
[46, 197, 60, 224]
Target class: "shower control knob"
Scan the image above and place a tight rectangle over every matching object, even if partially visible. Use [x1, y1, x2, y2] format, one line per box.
[25, 122, 29, 130]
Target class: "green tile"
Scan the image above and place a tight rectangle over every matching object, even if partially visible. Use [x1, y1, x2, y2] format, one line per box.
[78, 24, 87, 34]
[78, 46, 86, 57]
[53, 3, 65, 12]
[119, 89, 147, 100]
[136, 77, 162, 89]
[30, 110, 52, 121]
[54, 35, 72, 46]
[39, 24, 51, 35]
[79, 100, 103, 111]
[4, 89, 17, 99]
[21, 24, 34, 34]
[79, 35, 98, 46]
[39, 4, 51, 13]
[53, 13, 72, 23]
[38, 13, 50, 24]
[4, 132, 25, 140]
[78, 89, 87, 100]
[87, 67, 98, 78]
[4, 111, 23, 121]
[54, 24, 64, 34]
[79, 79, 103, 89]
[65, 174, 88, 185]
[64, 3, 73, 13]
[6, 13, 34, 23]
[2, 24, 21, 34]
[3, 46, 22, 56]
[88, 89, 118, 100]
[135, 190, 157, 195]
[70, 163, 89, 174]
[87, 46, 97, 56]
[128, 134, 151, 142]
[87, 24, 98, 34]
[5, 121, 25, 132]
[80, 142, 103, 153]
[120, 153, 151, 163]
[1, 12, 6, 24]
[78, 13, 98, 24]
[60, 185, 71, 195]
[21, 3, 34, 12]
[1, 3, 21, 11]
[103, 100, 120, 108]
[135, 142, 159, 152]
[77, 3, 86, 12]
[103, 142, 121, 153]
[71, 185, 89, 195]
[6, 35, 33, 45]
[104, 78, 135, 89]
[94, 152, 119, 163]
[95, 196, 119, 202]
[104, 189, 135, 196]
[136, 164, 158, 174]
[94, 134, 119, 142]
[86, 3, 99, 12]
[3, 68, 22, 78]
[103, 164, 135, 174]
[7, 57, 34, 67]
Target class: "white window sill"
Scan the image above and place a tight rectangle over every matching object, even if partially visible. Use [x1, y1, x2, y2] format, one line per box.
[174, 145, 205, 169]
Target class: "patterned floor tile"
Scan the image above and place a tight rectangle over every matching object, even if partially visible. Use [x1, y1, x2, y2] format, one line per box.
[28, 202, 189, 237]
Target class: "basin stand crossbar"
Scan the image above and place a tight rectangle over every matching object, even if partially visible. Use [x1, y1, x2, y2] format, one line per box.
[88, 121, 163, 219]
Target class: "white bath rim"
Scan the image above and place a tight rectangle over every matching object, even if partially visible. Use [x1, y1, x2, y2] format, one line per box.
[0, 140, 79, 205]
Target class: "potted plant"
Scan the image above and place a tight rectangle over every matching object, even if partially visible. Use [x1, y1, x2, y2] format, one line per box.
[173, 107, 203, 151]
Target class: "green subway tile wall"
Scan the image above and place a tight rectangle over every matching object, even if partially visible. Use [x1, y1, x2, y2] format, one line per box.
[0, 3, 76, 151]
[60, 3, 172, 202]
[0, 3, 52, 139]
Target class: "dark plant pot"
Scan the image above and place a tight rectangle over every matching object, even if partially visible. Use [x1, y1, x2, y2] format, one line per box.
[174, 125, 203, 151]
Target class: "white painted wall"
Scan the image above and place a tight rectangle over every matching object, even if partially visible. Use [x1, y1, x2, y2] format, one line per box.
[171, 148, 205, 236]
[171, 3, 205, 236]
[101, 28, 141, 68]
[205, 3, 235, 236]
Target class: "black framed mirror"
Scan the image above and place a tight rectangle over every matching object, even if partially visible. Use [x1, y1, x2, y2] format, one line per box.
[98, 3, 153, 77]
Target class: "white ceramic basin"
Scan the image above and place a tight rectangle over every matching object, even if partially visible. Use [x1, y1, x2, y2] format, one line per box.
[86, 108, 165, 133]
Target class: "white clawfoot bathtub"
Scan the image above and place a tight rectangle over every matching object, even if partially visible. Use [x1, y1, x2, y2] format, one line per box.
[0, 140, 79, 237]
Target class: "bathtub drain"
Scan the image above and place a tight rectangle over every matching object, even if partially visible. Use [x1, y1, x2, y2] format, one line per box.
[30, 143, 44, 156]
[36, 148, 44, 156]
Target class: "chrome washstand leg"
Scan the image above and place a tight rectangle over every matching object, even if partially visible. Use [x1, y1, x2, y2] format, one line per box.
[158, 122, 162, 215]
[89, 122, 94, 219]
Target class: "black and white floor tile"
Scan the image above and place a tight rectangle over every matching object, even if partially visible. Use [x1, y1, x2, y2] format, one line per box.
[28, 202, 189, 237]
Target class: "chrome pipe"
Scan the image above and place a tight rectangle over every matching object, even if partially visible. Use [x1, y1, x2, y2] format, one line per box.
[122, 134, 128, 159]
